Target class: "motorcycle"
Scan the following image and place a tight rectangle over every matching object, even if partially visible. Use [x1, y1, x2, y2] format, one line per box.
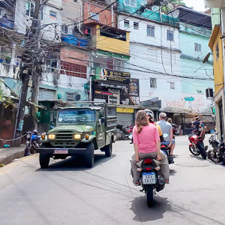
[161, 144, 174, 164]
[188, 130, 207, 159]
[160, 133, 174, 164]
[24, 131, 41, 156]
[116, 124, 133, 140]
[208, 132, 225, 164]
[132, 158, 165, 207]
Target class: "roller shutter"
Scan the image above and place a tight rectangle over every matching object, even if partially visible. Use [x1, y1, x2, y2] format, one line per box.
[117, 113, 134, 127]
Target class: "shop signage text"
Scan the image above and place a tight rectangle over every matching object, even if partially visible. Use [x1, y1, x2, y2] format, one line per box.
[117, 108, 134, 113]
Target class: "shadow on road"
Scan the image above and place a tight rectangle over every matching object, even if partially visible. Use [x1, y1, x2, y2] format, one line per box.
[37, 152, 115, 171]
[170, 169, 176, 176]
[130, 195, 171, 222]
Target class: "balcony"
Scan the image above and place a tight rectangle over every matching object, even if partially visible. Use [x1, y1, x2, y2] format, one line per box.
[88, 23, 130, 56]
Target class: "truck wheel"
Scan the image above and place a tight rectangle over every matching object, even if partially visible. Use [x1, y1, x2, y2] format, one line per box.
[86, 143, 94, 168]
[39, 153, 50, 168]
[104, 142, 112, 157]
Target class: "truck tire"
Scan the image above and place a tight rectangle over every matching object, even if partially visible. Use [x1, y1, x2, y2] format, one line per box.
[39, 153, 50, 168]
[85, 143, 94, 168]
[104, 141, 112, 157]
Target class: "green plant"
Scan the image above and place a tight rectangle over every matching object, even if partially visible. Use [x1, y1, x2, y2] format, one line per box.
[161, 0, 186, 13]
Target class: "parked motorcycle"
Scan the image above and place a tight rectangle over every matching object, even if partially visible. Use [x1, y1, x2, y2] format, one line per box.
[24, 130, 41, 156]
[208, 132, 225, 164]
[188, 130, 207, 159]
[116, 124, 133, 140]
[131, 157, 165, 207]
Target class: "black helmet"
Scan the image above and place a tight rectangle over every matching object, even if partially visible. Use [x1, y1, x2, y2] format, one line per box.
[145, 109, 154, 120]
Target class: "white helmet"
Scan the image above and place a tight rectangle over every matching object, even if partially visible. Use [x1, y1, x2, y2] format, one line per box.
[145, 109, 154, 120]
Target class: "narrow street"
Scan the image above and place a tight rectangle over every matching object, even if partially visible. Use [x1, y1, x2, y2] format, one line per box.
[0, 135, 225, 225]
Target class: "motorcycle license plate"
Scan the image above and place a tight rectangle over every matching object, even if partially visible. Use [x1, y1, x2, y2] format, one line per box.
[54, 149, 68, 154]
[142, 172, 156, 184]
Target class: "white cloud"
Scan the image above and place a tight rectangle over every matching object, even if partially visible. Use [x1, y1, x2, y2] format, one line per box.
[183, 0, 206, 12]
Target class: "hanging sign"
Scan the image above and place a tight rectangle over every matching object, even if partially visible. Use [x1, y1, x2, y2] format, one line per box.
[100, 68, 130, 84]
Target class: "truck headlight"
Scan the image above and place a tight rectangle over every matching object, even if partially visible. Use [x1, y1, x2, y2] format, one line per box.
[74, 134, 81, 139]
[48, 134, 56, 140]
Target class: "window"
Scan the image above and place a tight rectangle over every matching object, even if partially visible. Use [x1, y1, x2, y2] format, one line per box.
[133, 22, 139, 30]
[150, 78, 157, 88]
[124, 20, 129, 28]
[26, 1, 35, 17]
[61, 24, 68, 34]
[216, 43, 219, 59]
[45, 59, 57, 72]
[147, 25, 155, 37]
[170, 82, 175, 90]
[167, 30, 174, 41]
[124, 0, 136, 7]
[195, 43, 201, 52]
[50, 11, 57, 19]
[90, 12, 99, 21]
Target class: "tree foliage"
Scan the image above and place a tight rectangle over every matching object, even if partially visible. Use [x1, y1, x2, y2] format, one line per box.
[161, 0, 186, 13]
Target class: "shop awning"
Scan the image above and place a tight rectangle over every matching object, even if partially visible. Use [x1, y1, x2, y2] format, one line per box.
[160, 107, 192, 114]
[3, 96, 45, 109]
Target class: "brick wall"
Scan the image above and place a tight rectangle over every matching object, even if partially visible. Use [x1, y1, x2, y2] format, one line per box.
[60, 61, 87, 78]
[83, 2, 116, 27]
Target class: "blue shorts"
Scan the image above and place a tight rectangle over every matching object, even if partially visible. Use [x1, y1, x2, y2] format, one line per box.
[161, 139, 175, 145]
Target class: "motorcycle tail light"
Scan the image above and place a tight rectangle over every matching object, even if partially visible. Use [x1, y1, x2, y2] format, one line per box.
[161, 145, 166, 148]
[145, 168, 152, 171]
[144, 159, 153, 164]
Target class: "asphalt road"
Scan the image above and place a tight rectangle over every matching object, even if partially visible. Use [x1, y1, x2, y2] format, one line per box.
[1, 135, 225, 225]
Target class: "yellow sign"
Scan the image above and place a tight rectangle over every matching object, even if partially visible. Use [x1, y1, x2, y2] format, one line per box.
[117, 108, 134, 113]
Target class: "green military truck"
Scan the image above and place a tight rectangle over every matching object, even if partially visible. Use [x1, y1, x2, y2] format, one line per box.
[36, 102, 117, 168]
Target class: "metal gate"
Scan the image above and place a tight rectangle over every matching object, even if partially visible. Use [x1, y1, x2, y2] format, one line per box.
[117, 113, 133, 127]
[39, 88, 56, 100]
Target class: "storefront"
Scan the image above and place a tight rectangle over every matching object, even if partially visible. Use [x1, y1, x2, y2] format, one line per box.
[92, 68, 139, 105]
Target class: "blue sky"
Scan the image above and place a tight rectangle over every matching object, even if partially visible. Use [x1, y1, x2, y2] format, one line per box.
[184, 0, 205, 11]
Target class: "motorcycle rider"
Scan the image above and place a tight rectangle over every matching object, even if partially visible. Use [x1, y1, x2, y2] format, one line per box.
[192, 116, 205, 138]
[156, 112, 175, 163]
[131, 110, 170, 185]
[145, 109, 164, 142]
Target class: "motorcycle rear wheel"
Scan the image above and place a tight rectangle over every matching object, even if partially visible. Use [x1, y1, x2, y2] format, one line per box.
[146, 185, 154, 207]
[189, 145, 200, 156]
[208, 150, 220, 163]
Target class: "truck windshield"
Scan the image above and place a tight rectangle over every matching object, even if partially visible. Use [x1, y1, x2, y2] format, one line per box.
[58, 109, 95, 123]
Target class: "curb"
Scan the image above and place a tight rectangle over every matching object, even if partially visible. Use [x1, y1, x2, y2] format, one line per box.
[0, 148, 25, 166]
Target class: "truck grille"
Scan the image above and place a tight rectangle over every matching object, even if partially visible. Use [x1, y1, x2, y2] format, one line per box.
[52, 142, 77, 148]
[56, 133, 73, 140]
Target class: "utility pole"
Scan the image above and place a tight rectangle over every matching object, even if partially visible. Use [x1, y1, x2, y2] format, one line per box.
[13, 0, 41, 146]
[13, 67, 30, 146]
[30, 0, 41, 131]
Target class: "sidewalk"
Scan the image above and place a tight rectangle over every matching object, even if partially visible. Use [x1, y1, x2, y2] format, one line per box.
[0, 145, 25, 166]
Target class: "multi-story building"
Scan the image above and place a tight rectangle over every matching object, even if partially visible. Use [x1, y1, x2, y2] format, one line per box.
[206, 0, 225, 139]
[117, 0, 181, 116]
[169, 7, 213, 114]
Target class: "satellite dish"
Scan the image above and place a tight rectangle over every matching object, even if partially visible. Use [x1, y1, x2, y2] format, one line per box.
[170, 10, 179, 18]
[203, 52, 210, 63]
[152, 5, 159, 12]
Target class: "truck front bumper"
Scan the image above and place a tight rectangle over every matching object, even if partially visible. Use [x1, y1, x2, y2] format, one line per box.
[36, 147, 87, 155]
